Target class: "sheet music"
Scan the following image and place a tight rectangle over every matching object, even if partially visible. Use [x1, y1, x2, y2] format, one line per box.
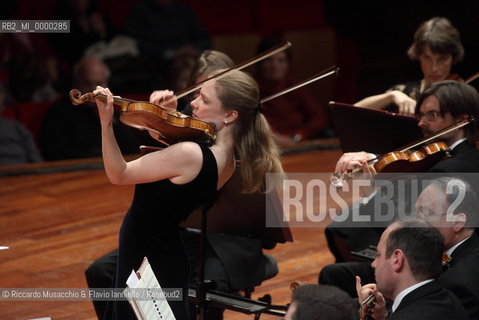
[125, 271, 144, 320]
[124, 257, 176, 320]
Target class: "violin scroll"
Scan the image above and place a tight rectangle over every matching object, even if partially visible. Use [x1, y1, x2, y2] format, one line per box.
[69, 89, 99, 105]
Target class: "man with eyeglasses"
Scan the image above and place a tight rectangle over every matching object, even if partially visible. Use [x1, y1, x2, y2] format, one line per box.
[326, 81, 479, 264]
[334, 81, 479, 175]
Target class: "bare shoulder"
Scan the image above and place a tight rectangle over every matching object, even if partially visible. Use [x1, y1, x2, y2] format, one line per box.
[163, 141, 204, 164]
[162, 142, 206, 184]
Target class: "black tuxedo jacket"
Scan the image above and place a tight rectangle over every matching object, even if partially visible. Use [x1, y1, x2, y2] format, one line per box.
[389, 280, 468, 320]
[437, 233, 479, 320]
[430, 141, 479, 172]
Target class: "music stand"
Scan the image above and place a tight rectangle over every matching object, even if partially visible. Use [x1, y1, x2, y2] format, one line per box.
[181, 168, 292, 320]
[330, 101, 422, 154]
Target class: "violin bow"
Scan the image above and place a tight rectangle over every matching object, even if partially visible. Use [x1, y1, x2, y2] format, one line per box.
[260, 65, 339, 103]
[398, 115, 475, 152]
[465, 72, 479, 84]
[173, 41, 292, 101]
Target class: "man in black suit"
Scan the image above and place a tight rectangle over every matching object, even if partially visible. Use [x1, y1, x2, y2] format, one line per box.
[418, 177, 479, 319]
[327, 80, 479, 262]
[356, 219, 468, 320]
[321, 176, 479, 319]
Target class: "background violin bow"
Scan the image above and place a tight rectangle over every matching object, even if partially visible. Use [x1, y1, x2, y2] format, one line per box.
[260, 65, 339, 104]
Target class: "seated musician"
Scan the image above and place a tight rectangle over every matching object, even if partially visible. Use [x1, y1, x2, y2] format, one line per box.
[327, 80, 479, 263]
[254, 35, 332, 146]
[354, 17, 464, 115]
[322, 177, 479, 320]
[319, 177, 479, 319]
[356, 219, 468, 320]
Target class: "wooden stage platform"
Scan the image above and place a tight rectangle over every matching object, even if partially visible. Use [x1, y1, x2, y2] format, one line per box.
[0, 146, 343, 320]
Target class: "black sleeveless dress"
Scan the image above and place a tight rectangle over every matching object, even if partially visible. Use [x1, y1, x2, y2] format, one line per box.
[107, 143, 218, 320]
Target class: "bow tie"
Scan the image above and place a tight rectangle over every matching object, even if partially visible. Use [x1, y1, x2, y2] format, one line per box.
[442, 254, 452, 270]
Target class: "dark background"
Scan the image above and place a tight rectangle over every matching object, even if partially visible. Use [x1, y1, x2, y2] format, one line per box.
[1, 0, 478, 157]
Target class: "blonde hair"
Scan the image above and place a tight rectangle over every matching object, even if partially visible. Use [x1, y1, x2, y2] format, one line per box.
[215, 70, 283, 193]
[188, 50, 234, 85]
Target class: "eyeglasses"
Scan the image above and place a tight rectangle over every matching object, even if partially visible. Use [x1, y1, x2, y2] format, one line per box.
[416, 111, 442, 122]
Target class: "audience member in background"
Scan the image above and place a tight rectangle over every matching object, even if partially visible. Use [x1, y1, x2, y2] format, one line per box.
[284, 284, 356, 320]
[49, 0, 108, 67]
[0, 83, 43, 165]
[0, 2, 59, 101]
[354, 17, 464, 115]
[40, 56, 141, 161]
[124, 0, 211, 89]
[7, 52, 59, 103]
[254, 36, 331, 147]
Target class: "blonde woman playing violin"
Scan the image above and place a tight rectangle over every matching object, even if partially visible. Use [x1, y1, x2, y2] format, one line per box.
[94, 70, 283, 320]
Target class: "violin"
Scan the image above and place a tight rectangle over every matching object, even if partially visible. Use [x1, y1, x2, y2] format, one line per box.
[446, 72, 479, 84]
[331, 116, 475, 186]
[69, 89, 216, 145]
[372, 141, 450, 173]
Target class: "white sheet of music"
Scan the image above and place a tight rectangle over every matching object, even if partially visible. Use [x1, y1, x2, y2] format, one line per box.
[125, 257, 176, 320]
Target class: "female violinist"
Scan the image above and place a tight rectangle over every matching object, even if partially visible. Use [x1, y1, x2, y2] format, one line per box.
[95, 69, 283, 320]
[355, 17, 464, 115]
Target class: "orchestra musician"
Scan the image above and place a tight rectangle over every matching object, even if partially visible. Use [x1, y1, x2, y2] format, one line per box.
[85, 50, 280, 320]
[327, 80, 479, 263]
[93, 68, 283, 319]
[321, 177, 479, 319]
[336, 81, 479, 175]
[254, 36, 332, 146]
[355, 219, 468, 320]
[354, 17, 464, 115]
